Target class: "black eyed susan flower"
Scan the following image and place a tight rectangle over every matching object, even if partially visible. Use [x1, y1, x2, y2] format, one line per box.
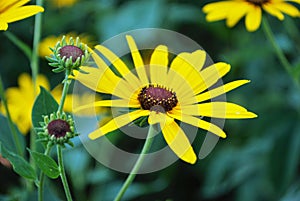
[202, 0, 300, 32]
[74, 35, 257, 164]
[0, 0, 44, 31]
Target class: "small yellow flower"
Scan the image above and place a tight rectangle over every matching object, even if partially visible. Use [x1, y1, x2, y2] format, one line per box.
[1, 73, 72, 134]
[49, 0, 78, 8]
[74, 35, 257, 164]
[202, 0, 300, 32]
[0, 0, 44, 31]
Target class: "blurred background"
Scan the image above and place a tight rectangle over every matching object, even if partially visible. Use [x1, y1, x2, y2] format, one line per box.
[1, 0, 300, 200]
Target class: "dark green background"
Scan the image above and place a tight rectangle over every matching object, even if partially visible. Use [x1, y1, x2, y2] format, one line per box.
[1, 0, 300, 200]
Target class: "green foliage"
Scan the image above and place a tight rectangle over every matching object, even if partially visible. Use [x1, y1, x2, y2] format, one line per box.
[0, 142, 36, 180]
[31, 86, 59, 129]
[28, 150, 60, 179]
[0, 114, 25, 154]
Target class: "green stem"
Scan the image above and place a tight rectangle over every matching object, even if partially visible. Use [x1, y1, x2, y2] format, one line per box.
[0, 75, 23, 156]
[3, 31, 32, 60]
[38, 142, 52, 201]
[57, 69, 71, 113]
[262, 17, 297, 84]
[31, 0, 44, 86]
[57, 145, 73, 201]
[30, 0, 44, 170]
[113, 125, 156, 201]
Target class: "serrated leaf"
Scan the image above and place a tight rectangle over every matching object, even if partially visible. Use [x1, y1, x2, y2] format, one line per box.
[28, 150, 60, 179]
[0, 142, 36, 180]
[31, 87, 59, 129]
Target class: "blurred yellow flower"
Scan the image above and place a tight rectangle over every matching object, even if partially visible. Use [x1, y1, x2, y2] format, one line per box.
[49, 0, 78, 8]
[39, 33, 92, 57]
[0, 0, 44, 31]
[1, 73, 72, 134]
[203, 0, 300, 32]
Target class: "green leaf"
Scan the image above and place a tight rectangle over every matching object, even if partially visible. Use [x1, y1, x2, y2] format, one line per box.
[32, 86, 59, 129]
[0, 142, 36, 180]
[28, 150, 60, 179]
[0, 114, 25, 154]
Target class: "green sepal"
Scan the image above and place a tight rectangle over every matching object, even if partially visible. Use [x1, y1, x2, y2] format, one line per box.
[0, 142, 36, 180]
[131, 116, 149, 127]
[28, 149, 60, 179]
[52, 67, 65, 73]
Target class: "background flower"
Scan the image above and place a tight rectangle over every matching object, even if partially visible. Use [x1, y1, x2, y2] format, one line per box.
[0, 73, 72, 134]
[203, 0, 300, 31]
[48, 0, 78, 8]
[0, 0, 44, 31]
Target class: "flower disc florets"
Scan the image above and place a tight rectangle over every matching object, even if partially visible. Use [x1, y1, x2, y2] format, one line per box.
[46, 36, 90, 73]
[38, 111, 78, 146]
[246, 0, 268, 5]
[138, 84, 178, 113]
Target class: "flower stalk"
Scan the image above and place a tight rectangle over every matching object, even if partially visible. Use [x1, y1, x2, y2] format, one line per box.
[30, 0, 44, 174]
[113, 125, 156, 201]
[57, 145, 73, 201]
[262, 17, 298, 85]
[38, 142, 52, 201]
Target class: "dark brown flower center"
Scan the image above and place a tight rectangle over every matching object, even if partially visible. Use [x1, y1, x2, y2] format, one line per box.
[246, 0, 268, 5]
[47, 119, 71, 138]
[59, 45, 84, 62]
[138, 85, 178, 113]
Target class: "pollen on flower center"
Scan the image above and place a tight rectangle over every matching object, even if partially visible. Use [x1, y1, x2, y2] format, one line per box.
[138, 85, 178, 112]
[246, 0, 269, 5]
[59, 45, 84, 62]
[47, 119, 71, 138]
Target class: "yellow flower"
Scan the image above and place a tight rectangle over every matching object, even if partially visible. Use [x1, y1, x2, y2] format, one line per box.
[74, 35, 257, 164]
[1, 73, 72, 134]
[49, 0, 77, 8]
[202, 0, 300, 32]
[39, 33, 92, 58]
[0, 0, 44, 31]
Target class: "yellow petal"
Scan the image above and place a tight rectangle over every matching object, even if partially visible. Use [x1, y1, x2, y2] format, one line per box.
[168, 110, 227, 138]
[89, 109, 150, 139]
[272, 2, 300, 17]
[95, 45, 142, 89]
[0, 21, 8, 31]
[3, 6, 44, 23]
[148, 111, 167, 125]
[168, 51, 207, 97]
[5, 0, 30, 9]
[196, 80, 250, 102]
[73, 67, 133, 100]
[226, 2, 251, 27]
[75, 99, 140, 113]
[203, 2, 236, 22]
[189, 62, 230, 96]
[126, 35, 149, 85]
[180, 102, 257, 119]
[245, 6, 262, 32]
[150, 45, 168, 85]
[203, 1, 237, 13]
[161, 117, 197, 164]
[262, 3, 284, 20]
